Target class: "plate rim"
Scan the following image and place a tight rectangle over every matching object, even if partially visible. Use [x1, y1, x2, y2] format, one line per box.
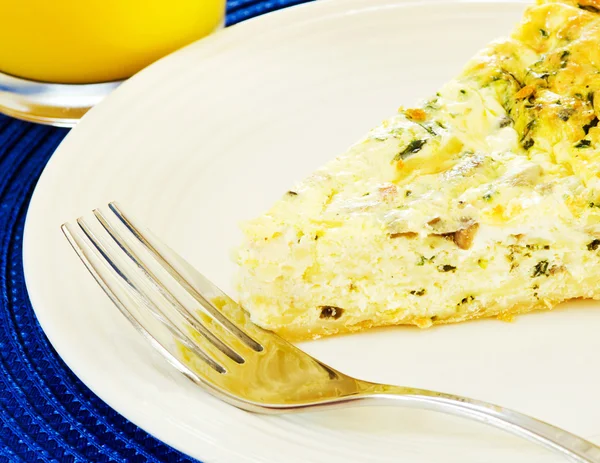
[21, 0, 542, 461]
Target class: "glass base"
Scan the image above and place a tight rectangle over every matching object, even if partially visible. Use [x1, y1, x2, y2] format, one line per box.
[0, 71, 122, 127]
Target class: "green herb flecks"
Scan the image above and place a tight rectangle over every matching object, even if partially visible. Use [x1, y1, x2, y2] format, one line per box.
[410, 289, 426, 296]
[583, 117, 599, 135]
[560, 50, 571, 68]
[532, 260, 550, 277]
[394, 139, 427, 161]
[558, 108, 574, 121]
[499, 116, 513, 128]
[522, 139, 535, 150]
[458, 295, 475, 306]
[520, 119, 536, 150]
[579, 3, 600, 13]
[575, 139, 591, 148]
[525, 244, 550, 251]
[523, 119, 536, 134]
[319, 306, 344, 320]
[416, 255, 434, 266]
[416, 122, 437, 137]
[501, 69, 523, 89]
[438, 264, 457, 273]
[587, 239, 600, 251]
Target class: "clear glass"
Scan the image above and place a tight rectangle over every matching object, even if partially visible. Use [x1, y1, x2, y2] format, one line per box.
[0, 0, 226, 127]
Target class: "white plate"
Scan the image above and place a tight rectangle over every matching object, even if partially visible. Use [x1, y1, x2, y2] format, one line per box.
[23, 0, 600, 461]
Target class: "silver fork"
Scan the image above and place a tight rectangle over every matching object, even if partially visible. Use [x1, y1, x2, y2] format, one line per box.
[61, 202, 600, 463]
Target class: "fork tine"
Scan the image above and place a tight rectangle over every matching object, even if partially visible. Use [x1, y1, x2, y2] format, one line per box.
[92, 208, 246, 365]
[64, 218, 227, 374]
[61, 222, 228, 383]
[108, 202, 263, 352]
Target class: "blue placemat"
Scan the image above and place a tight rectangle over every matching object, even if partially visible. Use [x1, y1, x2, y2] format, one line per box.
[0, 2, 310, 461]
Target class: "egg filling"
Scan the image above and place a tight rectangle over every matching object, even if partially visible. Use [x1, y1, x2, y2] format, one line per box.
[236, 0, 600, 340]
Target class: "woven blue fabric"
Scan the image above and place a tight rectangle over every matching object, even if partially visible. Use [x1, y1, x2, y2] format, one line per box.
[0, 1, 310, 461]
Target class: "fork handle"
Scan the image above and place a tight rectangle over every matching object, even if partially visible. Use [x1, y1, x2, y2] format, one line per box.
[360, 384, 600, 463]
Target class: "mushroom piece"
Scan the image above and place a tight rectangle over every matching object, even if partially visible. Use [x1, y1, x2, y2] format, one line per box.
[430, 218, 479, 250]
[452, 221, 480, 250]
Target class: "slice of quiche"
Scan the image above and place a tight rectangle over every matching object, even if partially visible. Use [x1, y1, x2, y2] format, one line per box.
[236, 0, 600, 340]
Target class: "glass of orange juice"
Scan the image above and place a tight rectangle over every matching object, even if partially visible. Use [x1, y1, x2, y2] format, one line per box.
[0, 0, 226, 126]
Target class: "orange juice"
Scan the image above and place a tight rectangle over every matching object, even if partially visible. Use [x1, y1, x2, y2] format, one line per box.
[0, 0, 225, 84]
